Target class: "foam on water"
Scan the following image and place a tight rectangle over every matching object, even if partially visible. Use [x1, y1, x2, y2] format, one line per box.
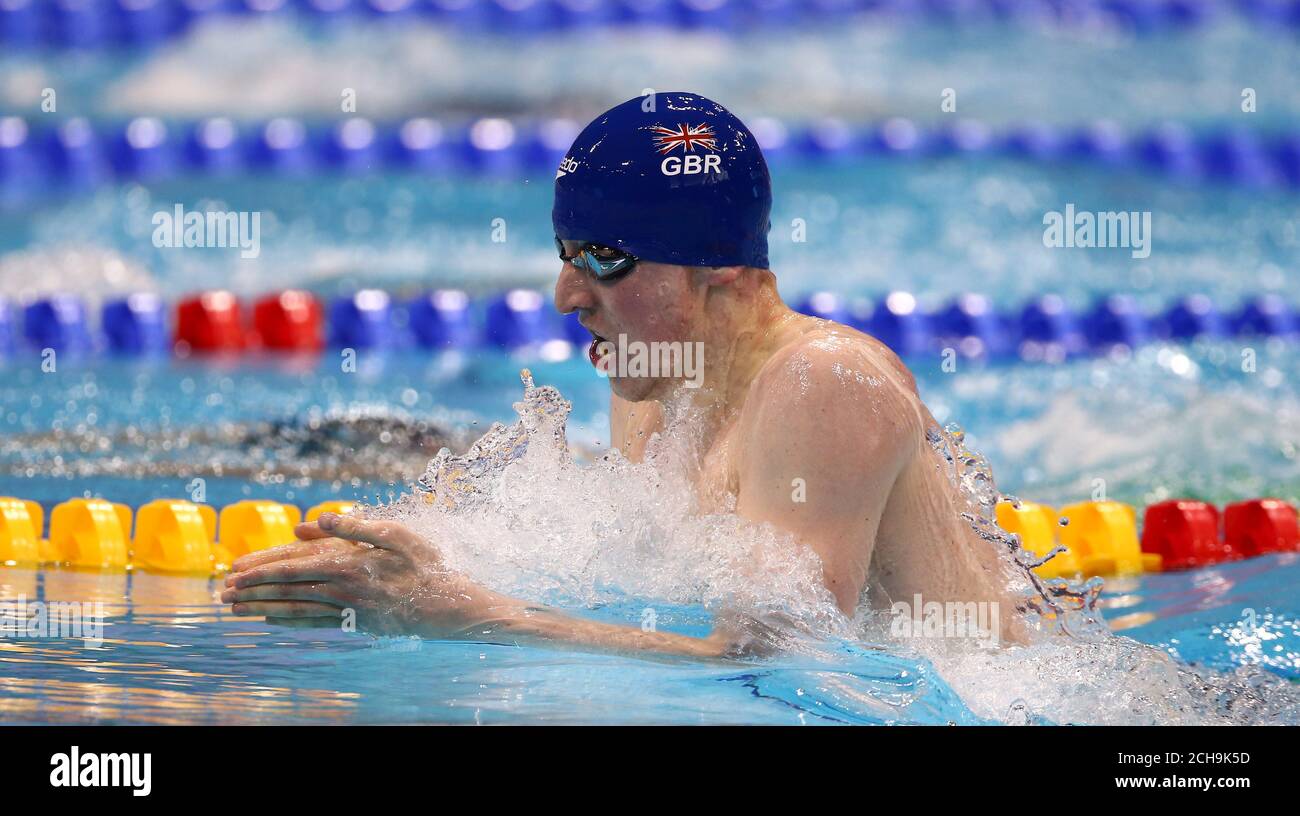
[0, 246, 158, 310]
[931, 340, 1300, 507]
[358, 370, 1300, 725]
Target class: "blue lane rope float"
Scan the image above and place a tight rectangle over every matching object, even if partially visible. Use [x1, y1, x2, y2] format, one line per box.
[101, 292, 171, 353]
[2, 287, 1296, 360]
[1, 0, 1295, 52]
[4, 115, 1300, 200]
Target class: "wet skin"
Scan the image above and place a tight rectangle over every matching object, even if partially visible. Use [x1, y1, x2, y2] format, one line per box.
[224, 252, 1028, 654]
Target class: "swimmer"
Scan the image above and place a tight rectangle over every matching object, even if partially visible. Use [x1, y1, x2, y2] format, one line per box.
[223, 93, 1029, 653]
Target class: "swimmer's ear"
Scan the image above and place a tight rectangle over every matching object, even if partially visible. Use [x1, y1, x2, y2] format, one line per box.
[698, 265, 744, 287]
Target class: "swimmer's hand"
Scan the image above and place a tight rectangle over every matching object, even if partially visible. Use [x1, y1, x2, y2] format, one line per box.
[222, 512, 737, 659]
[222, 512, 489, 638]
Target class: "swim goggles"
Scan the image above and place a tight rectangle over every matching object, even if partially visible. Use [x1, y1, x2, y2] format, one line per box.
[555, 236, 639, 282]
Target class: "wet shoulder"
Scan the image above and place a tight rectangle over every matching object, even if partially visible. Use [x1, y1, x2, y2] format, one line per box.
[733, 320, 924, 482]
[749, 321, 920, 409]
[736, 321, 924, 454]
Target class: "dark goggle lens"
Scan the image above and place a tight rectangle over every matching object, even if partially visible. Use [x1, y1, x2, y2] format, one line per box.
[556, 237, 637, 281]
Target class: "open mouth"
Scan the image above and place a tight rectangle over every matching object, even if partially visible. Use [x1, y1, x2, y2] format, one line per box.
[587, 332, 609, 368]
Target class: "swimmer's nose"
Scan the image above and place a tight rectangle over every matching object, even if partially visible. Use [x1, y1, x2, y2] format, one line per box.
[554, 260, 596, 315]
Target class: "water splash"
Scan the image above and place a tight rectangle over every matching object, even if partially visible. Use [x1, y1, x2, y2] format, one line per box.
[398, 370, 848, 644]
[928, 421, 1106, 638]
[416, 370, 568, 513]
[917, 420, 1299, 725]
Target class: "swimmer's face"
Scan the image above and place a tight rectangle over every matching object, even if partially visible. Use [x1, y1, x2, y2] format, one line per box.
[554, 241, 702, 402]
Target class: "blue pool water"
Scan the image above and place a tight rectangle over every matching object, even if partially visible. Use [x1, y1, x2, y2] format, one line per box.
[2, 13, 1299, 723]
[1, 553, 1296, 725]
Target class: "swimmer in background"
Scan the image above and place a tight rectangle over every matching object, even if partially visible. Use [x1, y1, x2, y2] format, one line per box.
[223, 93, 1031, 653]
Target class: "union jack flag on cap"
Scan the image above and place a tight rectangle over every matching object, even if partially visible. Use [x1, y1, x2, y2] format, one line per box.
[651, 123, 719, 154]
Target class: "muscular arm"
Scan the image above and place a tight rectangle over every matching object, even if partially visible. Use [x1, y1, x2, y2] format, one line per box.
[608, 338, 916, 615]
[733, 339, 915, 614]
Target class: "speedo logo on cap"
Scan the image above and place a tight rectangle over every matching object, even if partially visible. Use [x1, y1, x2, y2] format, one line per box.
[556, 156, 578, 179]
[652, 123, 721, 176]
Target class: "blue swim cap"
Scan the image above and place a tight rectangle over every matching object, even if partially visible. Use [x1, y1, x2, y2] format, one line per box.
[552, 92, 772, 269]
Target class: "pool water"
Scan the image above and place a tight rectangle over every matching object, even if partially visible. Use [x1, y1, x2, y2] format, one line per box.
[2, 14, 1299, 724]
[1, 553, 1296, 725]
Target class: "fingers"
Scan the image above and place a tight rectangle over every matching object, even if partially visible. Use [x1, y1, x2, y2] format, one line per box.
[227, 550, 363, 590]
[230, 600, 344, 619]
[223, 581, 344, 606]
[316, 512, 421, 555]
[230, 538, 351, 575]
[294, 522, 336, 541]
